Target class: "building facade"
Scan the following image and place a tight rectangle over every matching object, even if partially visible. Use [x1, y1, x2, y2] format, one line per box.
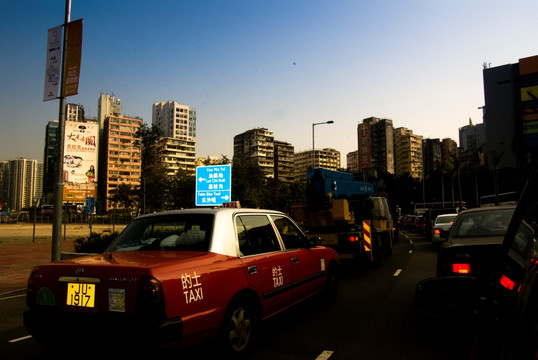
[233, 127, 275, 178]
[294, 148, 340, 182]
[274, 140, 294, 183]
[394, 127, 423, 179]
[99, 115, 142, 211]
[357, 117, 394, 174]
[42, 120, 59, 203]
[346, 150, 359, 173]
[2, 158, 40, 212]
[152, 101, 197, 174]
[482, 55, 538, 170]
[154, 137, 196, 175]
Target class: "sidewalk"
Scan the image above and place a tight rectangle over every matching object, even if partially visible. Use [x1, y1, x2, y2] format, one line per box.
[0, 240, 76, 296]
[0, 223, 124, 297]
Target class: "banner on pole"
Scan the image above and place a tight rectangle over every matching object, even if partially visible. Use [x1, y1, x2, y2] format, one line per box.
[43, 26, 62, 101]
[62, 19, 83, 97]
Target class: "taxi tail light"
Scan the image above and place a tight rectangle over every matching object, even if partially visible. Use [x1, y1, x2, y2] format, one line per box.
[452, 263, 471, 274]
[137, 276, 165, 320]
[499, 274, 516, 291]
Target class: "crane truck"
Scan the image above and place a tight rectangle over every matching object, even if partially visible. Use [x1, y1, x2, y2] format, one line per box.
[291, 168, 394, 266]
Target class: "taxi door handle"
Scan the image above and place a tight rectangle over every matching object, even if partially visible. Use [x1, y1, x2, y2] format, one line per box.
[291, 257, 299, 265]
[248, 266, 258, 275]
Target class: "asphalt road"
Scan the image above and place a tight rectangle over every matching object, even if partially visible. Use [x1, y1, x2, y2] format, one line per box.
[0, 230, 475, 359]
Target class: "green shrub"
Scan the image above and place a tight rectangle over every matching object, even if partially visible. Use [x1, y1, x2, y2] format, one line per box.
[74, 231, 120, 253]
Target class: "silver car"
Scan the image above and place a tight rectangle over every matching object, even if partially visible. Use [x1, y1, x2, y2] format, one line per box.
[432, 213, 458, 244]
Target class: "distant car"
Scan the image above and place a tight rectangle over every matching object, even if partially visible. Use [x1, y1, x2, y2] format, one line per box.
[431, 213, 458, 244]
[436, 206, 516, 282]
[424, 207, 459, 241]
[24, 208, 340, 354]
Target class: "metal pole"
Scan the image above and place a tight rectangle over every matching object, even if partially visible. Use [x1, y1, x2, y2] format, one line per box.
[312, 123, 315, 168]
[51, 0, 71, 262]
[311, 121, 334, 169]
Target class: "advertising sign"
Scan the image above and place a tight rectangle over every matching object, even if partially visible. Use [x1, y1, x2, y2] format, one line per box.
[43, 25, 62, 101]
[62, 19, 83, 97]
[195, 165, 231, 206]
[63, 121, 98, 202]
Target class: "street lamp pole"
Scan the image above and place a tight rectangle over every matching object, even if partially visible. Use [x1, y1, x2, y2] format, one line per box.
[312, 120, 334, 168]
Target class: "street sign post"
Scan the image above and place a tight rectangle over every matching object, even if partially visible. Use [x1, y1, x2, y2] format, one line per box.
[195, 165, 231, 206]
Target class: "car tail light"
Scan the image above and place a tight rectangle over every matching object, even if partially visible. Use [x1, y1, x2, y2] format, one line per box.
[499, 274, 516, 291]
[434, 229, 441, 235]
[452, 263, 471, 274]
[137, 276, 165, 320]
[348, 236, 359, 242]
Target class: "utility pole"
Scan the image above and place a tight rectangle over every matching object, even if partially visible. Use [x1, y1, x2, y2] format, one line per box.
[51, 0, 71, 262]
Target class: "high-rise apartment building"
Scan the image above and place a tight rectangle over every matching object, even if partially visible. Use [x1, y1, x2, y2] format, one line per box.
[459, 118, 487, 153]
[3, 158, 40, 212]
[233, 128, 275, 178]
[346, 150, 359, 173]
[99, 115, 142, 211]
[394, 127, 423, 179]
[66, 103, 85, 122]
[357, 117, 394, 174]
[441, 138, 458, 165]
[482, 55, 538, 170]
[154, 137, 196, 175]
[294, 148, 340, 182]
[152, 101, 197, 174]
[97, 92, 121, 135]
[274, 140, 294, 183]
[423, 138, 442, 177]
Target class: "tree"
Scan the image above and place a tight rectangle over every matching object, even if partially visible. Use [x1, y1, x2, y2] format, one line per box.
[133, 123, 168, 213]
[109, 183, 136, 212]
[232, 159, 267, 208]
[169, 168, 196, 209]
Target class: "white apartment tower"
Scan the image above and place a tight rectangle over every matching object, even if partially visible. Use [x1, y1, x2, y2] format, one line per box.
[152, 101, 197, 174]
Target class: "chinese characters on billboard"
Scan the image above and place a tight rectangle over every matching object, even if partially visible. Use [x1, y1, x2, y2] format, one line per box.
[63, 121, 98, 202]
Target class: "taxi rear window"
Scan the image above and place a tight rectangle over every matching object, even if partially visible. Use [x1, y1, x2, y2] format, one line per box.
[107, 214, 213, 252]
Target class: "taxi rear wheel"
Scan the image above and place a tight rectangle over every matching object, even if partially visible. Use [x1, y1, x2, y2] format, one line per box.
[221, 299, 258, 354]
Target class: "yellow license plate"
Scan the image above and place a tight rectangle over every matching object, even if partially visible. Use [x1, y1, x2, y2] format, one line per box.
[67, 283, 96, 307]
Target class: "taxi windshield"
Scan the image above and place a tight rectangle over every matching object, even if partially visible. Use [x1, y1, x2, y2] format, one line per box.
[107, 214, 213, 252]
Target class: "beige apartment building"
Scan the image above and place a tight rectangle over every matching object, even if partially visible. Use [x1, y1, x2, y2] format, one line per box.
[394, 127, 423, 179]
[233, 127, 275, 178]
[294, 148, 340, 182]
[100, 115, 142, 211]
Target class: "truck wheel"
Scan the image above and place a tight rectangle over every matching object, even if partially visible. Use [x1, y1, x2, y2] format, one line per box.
[373, 236, 384, 267]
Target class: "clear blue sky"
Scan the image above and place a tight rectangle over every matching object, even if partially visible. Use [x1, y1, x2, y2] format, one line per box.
[1, 0, 537, 166]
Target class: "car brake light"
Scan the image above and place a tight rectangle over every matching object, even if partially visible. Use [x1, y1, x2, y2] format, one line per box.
[137, 276, 165, 319]
[434, 229, 440, 235]
[452, 263, 471, 274]
[499, 274, 516, 291]
[348, 236, 359, 242]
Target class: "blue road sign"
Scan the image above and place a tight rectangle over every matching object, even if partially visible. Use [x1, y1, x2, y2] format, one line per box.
[195, 165, 231, 206]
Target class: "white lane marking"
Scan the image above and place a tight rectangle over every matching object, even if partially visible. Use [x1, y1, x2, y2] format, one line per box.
[393, 269, 402, 277]
[316, 350, 334, 360]
[9, 335, 32, 343]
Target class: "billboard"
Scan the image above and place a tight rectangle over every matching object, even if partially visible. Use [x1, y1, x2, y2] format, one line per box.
[63, 121, 98, 202]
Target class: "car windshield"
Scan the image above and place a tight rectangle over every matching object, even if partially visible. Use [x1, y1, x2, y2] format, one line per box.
[435, 214, 457, 225]
[107, 214, 214, 252]
[450, 208, 515, 238]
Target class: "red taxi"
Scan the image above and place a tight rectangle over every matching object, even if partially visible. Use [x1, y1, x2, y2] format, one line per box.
[24, 208, 340, 354]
